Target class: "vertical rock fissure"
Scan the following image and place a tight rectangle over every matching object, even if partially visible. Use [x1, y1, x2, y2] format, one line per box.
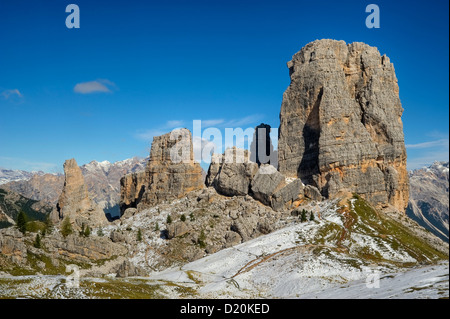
[298, 87, 323, 186]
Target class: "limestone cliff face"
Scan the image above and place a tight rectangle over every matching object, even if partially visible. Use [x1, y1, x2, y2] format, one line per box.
[119, 171, 147, 214]
[278, 39, 409, 212]
[56, 159, 107, 227]
[123, 129, 204, 211]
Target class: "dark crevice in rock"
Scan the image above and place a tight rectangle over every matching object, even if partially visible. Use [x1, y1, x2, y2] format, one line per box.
[298, 87, 323, 185]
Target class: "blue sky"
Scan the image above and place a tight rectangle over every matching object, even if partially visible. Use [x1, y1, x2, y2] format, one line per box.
[0, 0, 448, 172]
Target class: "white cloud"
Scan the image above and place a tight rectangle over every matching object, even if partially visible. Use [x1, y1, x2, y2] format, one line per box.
[406, 139, 449, 149]
[1, 89, 23, 100]
[196, 114, 264, 129]
[134, 120, 185, 142]
[135, 129, 167, 141]
[202, 119, 225, 127]
[406, 133, 449, 170]
[74, 79, 116, 94]
[166, 120, 184, 128]
[202, 115, 263, 128]
[224, 115, 264, 127]
[407, 150, 449, 170]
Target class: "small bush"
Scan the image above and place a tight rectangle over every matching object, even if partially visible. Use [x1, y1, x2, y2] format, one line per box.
[61, 217, 73, 238]
[137, 228, 143, 241]
[84, 225, 91, 237]
[300, 209, 307, 223]
[154, 222, 160, 232]
[166, 215, 172, 224]
[180, 214, 186, 222]
[44, 215, 53, 234]
[97, 228, 104, 237]
[310, 211, 315, 221]
[16, 210, 27, 234]
[189, 213, 195, 222]
[197, 229, 207, 249]
[79, 224, 91, 237]
[33, 234, 42, 249]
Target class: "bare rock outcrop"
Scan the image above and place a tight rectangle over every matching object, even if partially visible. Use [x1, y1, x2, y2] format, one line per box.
[271, 178, 304, 211]
[116, 260, 147, 277]
[278, 39, 409, 212]
[206, 147, 259, 197]
[47, 233, 127, 262]
[119, 171, 147, 215]
[0, 228, 26, 264]
[55, 159, 107, 228]
[167, 221, 190, 239]
[131, 129, 204, 211]
[303, 185, 323, 201]
[207, 149, 304, 211]
[250, 164, 285, 206]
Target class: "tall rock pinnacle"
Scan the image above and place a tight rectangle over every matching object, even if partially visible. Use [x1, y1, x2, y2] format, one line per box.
[56, 158, 107, 227]
[278, 39, 409, 212]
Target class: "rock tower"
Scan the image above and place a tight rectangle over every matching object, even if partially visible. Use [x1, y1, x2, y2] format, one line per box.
[278, 39, 409, 212]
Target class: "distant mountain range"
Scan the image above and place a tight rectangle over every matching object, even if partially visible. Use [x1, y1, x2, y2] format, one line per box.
[1, 159, 448, 242]
[407, 161, 449, 242]
[0, 169, 48, 185]
[0, 157, 147, 220]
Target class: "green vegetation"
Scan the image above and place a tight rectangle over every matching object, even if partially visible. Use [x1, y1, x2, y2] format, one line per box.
[185, 270, 202, 285]
[349, 194, 448, 264]
[77, 279, 165, 299]
[189, 213, 195, 222]
[97, 228, 104, 237]
[312, 223, 342, 245]
[197, 229, 207, 249]
[0, 276, 183, 299]
[85, 225, 91, 237]
[163, 281, 198, 297]
[33, 234, 42, 249]
[79, 224, 91, 237]
[44, 215, 53, 234]
[300, 209, 307, 223]
[180, 214, 186, 222]
[16, 210, 27, 234]
[154, 222, 160, 232]
[26, 220, 46, 233]
[61, 217, 73, 238]
[137, 228, 143, 241]
[166, 215, 172, 224]
[310, 211, 315, 221]
[305, 194, 448, 267]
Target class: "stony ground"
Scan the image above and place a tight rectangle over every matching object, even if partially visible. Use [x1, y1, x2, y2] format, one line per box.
[1, 192, 448, 299]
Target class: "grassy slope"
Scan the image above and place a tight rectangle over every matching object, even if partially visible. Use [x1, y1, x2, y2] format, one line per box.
[310, 194, 448, 267]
